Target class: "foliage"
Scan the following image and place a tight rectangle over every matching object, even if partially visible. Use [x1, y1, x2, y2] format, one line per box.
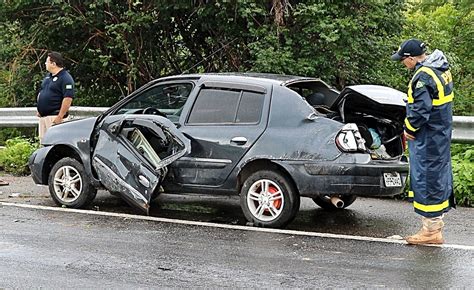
[247, 1, 405, 89]
[0, 0, 405, 107]
[451, 144, 474, 206]
[399, 0, 474, 115]
[0, 128, 36, 146]
[0, 137, 38, 175]
[0, 1, 471, 114]
[0, 20, 39, 107]
[0, 1, 260, 107]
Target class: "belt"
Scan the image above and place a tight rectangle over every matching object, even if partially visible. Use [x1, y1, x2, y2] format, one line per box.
[41, 110, 69, 118]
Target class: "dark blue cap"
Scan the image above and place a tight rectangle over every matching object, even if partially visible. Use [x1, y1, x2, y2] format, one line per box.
[391, 39, 427, 61]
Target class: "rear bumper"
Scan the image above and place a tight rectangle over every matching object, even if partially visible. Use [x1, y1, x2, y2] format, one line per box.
[278, 154, 409, 197]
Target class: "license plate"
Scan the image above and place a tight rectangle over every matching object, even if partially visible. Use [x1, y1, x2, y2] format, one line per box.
[383, 172, 402, 187]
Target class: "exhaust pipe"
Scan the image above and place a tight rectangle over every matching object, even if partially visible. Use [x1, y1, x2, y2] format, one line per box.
[330, 196, 345, 208]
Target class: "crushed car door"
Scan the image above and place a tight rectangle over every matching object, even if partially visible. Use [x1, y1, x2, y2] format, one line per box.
[92, 114, 190, 214]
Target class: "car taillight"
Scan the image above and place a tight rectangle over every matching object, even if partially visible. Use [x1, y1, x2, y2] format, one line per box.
[335, 123, 367, 152]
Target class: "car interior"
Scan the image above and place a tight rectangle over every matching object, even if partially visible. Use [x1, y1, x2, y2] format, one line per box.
[120, 124, 174, 177]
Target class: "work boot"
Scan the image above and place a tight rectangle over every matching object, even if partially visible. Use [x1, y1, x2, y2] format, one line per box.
[405, 228, 444, 245]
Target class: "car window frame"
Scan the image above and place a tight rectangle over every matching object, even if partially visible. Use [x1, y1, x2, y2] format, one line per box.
[111, 81, 195, 117]
[185, 85, 266, 127]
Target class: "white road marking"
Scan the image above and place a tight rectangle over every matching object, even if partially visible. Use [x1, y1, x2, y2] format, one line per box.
[2, 201, 473, 251]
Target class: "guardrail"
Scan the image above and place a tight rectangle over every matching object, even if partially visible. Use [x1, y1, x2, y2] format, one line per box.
[0, 107, 108, 128]
[0, 107, 473, 143]
[453, 116, 474, 144]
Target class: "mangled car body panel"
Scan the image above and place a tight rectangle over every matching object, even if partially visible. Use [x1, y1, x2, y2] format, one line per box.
[92, 115, 190, 213]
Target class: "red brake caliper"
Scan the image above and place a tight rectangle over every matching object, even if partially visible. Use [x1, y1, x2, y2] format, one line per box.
[268, 185, 282, 210]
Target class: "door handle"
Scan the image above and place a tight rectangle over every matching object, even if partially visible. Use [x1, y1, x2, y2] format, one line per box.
[231, 136, 248, 145]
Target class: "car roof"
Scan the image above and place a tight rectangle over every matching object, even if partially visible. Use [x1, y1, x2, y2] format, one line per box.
[157, 72, 320, 86]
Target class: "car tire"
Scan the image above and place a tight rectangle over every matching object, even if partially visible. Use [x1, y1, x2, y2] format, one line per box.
[312, 195, 357, 210]
[240, 170, 300, 228]
[48, 157, 97, 208]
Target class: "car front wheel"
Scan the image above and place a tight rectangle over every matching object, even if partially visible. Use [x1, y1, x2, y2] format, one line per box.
[240, 170, 300, 228]
[48, 157, 97, 208]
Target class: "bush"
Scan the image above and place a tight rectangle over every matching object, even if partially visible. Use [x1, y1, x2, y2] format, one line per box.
[0, 137, 38, 175]
[451, 144, 474, 206]
[0, 128, 37, 146]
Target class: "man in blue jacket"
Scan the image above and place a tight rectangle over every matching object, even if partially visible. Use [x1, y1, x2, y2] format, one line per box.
[392, 39, 454, 245]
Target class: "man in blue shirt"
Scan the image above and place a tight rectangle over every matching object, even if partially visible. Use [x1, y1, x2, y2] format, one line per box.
[36, 51, 75, 141]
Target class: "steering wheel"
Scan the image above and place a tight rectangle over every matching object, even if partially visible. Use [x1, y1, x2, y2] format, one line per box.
[143, 107, 167, 117]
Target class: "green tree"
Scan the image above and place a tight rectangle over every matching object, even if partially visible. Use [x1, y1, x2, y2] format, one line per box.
[1, 0, 471, 114]
[399, 0, 474, 115]
[248, 1, 405, 89]
[0, 1, 262, 106]
[0, 0, 405, 107]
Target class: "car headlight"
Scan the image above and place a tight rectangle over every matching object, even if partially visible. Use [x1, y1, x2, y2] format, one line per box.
[335, 123, 367, 152]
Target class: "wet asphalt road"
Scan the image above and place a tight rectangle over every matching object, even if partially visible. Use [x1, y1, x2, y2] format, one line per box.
[1, 175, 474, 287]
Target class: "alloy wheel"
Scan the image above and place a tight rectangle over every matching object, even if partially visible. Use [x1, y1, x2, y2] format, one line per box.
[53, 165, 83, 203]
[246, 179, 284, 221]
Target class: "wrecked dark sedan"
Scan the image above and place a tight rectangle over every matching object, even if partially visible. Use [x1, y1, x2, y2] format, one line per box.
[29, 73, 409, 228]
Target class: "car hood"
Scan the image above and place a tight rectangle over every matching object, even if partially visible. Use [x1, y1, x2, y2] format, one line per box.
[42, 117, 98, 146]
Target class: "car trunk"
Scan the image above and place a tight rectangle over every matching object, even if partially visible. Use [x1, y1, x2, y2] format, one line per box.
[332, 85, 406, 159]
[286, 81, 406, 159]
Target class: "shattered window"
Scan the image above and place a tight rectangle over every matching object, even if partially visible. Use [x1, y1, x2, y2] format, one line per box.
[128, 128, 163, 169]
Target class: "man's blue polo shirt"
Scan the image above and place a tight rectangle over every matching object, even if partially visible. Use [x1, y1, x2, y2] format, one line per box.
[37, 69, 75, 117]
